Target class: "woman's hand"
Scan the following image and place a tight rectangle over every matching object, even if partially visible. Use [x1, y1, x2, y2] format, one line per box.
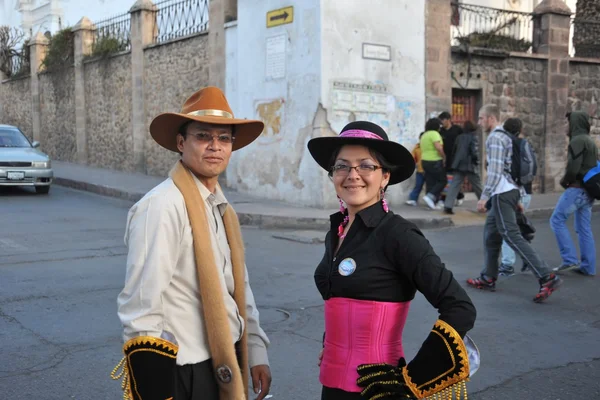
[317, 349, 324, 366]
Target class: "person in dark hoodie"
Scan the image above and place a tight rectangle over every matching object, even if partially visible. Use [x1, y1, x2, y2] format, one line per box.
[443, 121, 483, 214]
[550, 111, 598, 276]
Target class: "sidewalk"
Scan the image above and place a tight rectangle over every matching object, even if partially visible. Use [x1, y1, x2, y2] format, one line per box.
[52, 161, 599, 230]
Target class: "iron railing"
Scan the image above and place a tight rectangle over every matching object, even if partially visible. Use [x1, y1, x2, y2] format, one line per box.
[153, 0, 209, 44]
[572, 18, 600, 58]
[451, 2, 533, 53]
[92, 11, 131, 55]
[9, 47, 30, 78]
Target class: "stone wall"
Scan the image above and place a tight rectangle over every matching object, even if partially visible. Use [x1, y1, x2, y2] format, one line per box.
[568, 60, 600, 145]
[38, 68, 77, 162]
[84, 53, 134, 171]
[451, 51, 548, 172]
[143, 33, 210, 176]
[0, 77, 33, 140]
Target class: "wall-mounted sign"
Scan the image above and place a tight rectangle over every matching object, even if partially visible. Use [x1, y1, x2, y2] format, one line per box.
[362, 43, 392, 61]
[267, 6, 294, 28]
[265, 34, 286, 80]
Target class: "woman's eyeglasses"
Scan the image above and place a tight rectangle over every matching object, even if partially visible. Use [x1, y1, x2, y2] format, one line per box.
[330, 164, 382, 177]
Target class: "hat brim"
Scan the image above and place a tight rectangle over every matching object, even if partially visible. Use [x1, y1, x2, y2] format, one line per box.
[307, 137, 416, 185]
[149, 113, 265, 152]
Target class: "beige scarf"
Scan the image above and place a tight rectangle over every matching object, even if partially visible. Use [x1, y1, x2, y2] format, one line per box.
[170, 161, 249, 400]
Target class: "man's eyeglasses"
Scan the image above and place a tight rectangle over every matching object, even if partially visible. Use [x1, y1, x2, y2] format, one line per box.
[189, 132, 235, 144]
[330, 164, 382, 177]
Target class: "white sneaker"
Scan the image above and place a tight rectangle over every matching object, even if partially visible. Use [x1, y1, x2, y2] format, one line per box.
[423, 195, 436, 210]
[437, 200, 445, 208]
[405, 200, 417, 206]
[456, 199, 464, 206]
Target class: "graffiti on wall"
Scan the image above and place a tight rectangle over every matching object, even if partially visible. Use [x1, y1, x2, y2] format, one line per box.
[255, 98, 285, 145]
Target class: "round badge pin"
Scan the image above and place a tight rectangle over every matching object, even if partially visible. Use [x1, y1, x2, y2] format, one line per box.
[338, 258, 357, 276]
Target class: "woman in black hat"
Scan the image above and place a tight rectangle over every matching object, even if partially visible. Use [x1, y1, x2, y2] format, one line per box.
[308, 121, 477, 400]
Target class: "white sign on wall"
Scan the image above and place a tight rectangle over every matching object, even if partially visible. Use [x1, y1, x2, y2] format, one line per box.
[265, 34, 286, 80]
[331, 81, 391, 114]
[362, 43, 392, 61]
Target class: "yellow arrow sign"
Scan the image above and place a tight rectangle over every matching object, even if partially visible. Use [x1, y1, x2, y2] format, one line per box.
[267, 6, 293, 28]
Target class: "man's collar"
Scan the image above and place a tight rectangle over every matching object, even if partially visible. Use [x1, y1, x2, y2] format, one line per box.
[330, 201, 388, 228]
[190, 173, 229, 216]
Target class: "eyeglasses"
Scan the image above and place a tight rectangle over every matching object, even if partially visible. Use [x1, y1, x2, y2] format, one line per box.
[189, 132, 235, 144]
[330, 164, 382, 177]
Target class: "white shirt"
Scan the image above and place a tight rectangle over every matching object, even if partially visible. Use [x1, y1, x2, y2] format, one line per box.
[117, 176, 270, 367]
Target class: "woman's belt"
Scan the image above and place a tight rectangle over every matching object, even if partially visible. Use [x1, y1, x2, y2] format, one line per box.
[320, 297, 410, 393]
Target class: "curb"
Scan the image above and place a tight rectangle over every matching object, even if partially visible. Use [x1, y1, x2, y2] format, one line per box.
[54, 177, 454, 231]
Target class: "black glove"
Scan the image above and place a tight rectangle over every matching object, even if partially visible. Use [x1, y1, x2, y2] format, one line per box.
[356, 358, 415, 400]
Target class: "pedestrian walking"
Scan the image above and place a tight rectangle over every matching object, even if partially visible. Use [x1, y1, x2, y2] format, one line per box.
[406, 132, 425, 206]
[113, 87, 272, 400]
[498, 118, 536, 275]
[551, 111, 598, 276]
[466, 104, 563, 303]
[439, 112, 465, 205]
[308, 121, 476, 400]
[443, 120, 483, 214]
[420, 118, 447, 210]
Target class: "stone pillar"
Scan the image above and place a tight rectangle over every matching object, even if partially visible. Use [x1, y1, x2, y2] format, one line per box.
[208, 0, 232, 90]
[73, 17, 95, 164]
[28, 32, 49, 144]
[129, 0, 157, 173]
[425, 0, 452, 116]
[532, 0, 572, 192]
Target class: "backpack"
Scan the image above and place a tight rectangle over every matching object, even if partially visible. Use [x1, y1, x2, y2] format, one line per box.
[583, 161, 600, 200]
[503, 131, 537, 186]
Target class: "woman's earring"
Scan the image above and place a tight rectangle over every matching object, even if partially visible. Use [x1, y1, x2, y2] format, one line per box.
[381, 188, 389, 213]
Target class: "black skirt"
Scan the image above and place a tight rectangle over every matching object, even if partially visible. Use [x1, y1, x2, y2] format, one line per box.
[321, 386, 363, 400]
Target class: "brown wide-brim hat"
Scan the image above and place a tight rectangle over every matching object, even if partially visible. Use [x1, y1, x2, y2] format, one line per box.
[150, 86, 265, 152]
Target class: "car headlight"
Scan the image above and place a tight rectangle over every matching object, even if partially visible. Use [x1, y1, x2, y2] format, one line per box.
[32, 161, 51, 168]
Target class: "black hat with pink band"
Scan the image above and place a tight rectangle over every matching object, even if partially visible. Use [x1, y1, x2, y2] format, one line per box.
[307, 121, 415, 185]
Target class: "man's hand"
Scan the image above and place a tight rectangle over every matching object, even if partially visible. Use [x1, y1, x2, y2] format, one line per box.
[516, 202, 524, 213]
[477, 199, 488, 213]
[318, 349, 323, 366]
[250, 365, 272, 400]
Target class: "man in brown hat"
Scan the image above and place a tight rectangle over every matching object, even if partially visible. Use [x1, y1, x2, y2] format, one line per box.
[113, 87, 271, 400]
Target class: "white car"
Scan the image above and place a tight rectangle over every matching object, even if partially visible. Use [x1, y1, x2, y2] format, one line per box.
[0, 124, 53, 194]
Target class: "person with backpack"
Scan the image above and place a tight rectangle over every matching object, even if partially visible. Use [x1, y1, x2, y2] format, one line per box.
[443, 120, 483, 214]
[498, 118, 537, 276]
[550, 111, 598, 276]
[466, 104, 563, 303]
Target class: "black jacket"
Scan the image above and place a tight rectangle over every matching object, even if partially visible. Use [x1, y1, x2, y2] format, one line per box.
[314, 201, 476, 336]
[440, 124, 463, 171]
[451, 132, 479, 173]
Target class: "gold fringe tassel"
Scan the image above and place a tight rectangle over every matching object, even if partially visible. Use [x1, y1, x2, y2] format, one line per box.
[424, 380, 468, 400]
[110, 356, 133, 400]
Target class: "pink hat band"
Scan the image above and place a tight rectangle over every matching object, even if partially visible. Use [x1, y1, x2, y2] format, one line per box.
[339, 130, 384, 140]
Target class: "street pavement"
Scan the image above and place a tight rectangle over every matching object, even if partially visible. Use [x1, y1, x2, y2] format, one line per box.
[1, 185, 599, 400]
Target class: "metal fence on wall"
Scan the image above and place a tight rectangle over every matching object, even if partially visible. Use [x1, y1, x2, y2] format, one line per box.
[153, 0, 209, 44]
[9, 47, 30, 78]
[93, 12, 132, 54]
[451, 2, 533, 53]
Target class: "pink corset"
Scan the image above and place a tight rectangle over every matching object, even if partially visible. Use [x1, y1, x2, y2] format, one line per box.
[320, 297, 410, 393]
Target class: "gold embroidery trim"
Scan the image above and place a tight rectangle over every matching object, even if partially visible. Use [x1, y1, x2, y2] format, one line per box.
[187, 109, 234, 119]
[402, 320, 469, 399]
[123, 335, 179, 354]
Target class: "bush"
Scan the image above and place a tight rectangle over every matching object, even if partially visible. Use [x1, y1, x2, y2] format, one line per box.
[88, 36, 129, 59]
[41, 28, 74, 72]
[457, 32, 532, 53]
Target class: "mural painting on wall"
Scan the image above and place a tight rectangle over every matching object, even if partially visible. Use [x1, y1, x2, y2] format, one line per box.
[255, 98, 285, 145]
[330, 80, 416, 146]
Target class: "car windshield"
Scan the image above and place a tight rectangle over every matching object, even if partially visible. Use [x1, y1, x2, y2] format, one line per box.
[0, 128, 32, 148]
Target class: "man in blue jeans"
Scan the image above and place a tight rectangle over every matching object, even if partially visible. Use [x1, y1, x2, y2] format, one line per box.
[551, 111, 598, 276]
